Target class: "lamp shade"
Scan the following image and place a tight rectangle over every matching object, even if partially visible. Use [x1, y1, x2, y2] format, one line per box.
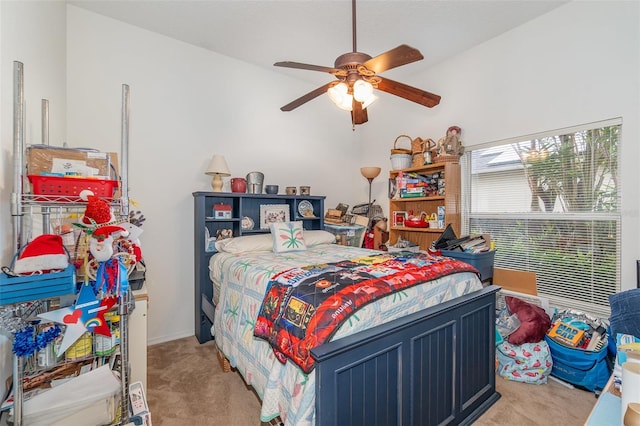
[327, 82, 353, 111]
[353, 80, 373, 102]
[360, 166, 381, 180]
[206, 155, 231, 177]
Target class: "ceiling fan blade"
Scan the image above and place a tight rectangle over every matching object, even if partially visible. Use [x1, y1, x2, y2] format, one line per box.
[351, 99, 368, 125]
[274, 61, 342, 75]
[376, 77, 441, 108]
[363, 45, 424, 74]
[280, 82, 334, 112]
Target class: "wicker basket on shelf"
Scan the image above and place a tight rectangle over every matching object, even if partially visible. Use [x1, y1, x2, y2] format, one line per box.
[412, 152, 425, 167]
[390, 135, 412, 155]
[411, 137, 436, 167]
[411, 137, 425, 154]
[391, 154, 412, 170]
[434, 153, 460, 164]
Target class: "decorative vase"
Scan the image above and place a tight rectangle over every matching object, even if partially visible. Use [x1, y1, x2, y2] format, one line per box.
[231, 178, 247, 193]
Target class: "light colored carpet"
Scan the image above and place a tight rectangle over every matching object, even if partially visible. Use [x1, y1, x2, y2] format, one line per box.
[147, 336, 598, 425]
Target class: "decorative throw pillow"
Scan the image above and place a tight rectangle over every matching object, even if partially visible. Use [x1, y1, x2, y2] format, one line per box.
[270, 221, 307, 253]
[303, 230, 336, 246]
[506, 296, 552, 345]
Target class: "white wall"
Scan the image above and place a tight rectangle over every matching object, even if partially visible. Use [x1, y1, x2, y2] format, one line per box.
[0, 1, 67, 260]
[0, 0, 67, 398]
[66, 5, 367, 343]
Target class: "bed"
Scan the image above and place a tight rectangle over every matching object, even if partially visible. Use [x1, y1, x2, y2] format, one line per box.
[200, 231, 500, 425]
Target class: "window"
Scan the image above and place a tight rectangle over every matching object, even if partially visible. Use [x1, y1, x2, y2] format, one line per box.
[464, 119, 621, 317]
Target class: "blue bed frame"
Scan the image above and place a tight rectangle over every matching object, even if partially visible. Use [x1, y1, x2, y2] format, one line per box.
[311, 284, 501, 425]
[199, 279, 500, 425]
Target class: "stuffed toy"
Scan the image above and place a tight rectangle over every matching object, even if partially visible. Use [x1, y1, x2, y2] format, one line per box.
[90, 225, 129, 262]
[437, 125, 464, 157]
[74, 190, 143, 271]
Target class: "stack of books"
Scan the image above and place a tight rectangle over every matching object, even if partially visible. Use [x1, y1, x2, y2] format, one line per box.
[396, 172, 442, 198]
[459, 235, 489, 252]
[441, 234, 490, 252]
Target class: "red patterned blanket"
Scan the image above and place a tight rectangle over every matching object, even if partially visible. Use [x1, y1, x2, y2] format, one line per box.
[254, 251, 478, 373]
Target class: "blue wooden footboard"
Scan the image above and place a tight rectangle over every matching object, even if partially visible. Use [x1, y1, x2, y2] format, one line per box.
[311, 285, 501, 426]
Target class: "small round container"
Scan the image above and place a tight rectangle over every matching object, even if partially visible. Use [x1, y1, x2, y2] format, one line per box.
[299, 186, 310, 195]
[265, 185, 279, 194]
[286, 186, 297, 195]
[390, 154, 412, 170]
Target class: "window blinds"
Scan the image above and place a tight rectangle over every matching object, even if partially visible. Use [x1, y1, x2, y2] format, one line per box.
[463, 120, 621, 317]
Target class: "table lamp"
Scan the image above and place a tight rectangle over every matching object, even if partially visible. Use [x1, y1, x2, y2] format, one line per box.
[206, 154, 231, 192]
[360, 166, 381, 218]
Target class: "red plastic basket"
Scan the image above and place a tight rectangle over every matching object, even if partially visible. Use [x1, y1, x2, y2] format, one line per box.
[28, 175, 119, 200]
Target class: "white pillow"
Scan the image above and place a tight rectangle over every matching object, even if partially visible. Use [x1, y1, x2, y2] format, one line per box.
[215, 234, 272, 254]
[214, 228, 334, 253]
[269, 221, 307, 253]
[304, 230, 337, 246]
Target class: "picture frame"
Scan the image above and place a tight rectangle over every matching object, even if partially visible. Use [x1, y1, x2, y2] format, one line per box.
[336, 203, 349, 216]
[259, 204, 290, 229]
[392, 211, 407, 227]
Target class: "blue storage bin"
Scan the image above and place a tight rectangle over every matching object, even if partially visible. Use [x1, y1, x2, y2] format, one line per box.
[0, 264, 76, 305]
[544, 335, 610, 391]
[440, 249, 496, 281]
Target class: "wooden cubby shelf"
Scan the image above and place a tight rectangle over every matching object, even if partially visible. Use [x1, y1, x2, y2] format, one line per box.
[389, 162, 461, 251]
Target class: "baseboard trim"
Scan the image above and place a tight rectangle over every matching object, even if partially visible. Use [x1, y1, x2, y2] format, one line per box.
[147, 331, 194, 346]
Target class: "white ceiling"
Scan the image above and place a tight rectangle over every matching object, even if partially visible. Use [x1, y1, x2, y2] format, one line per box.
[69, 0, 569, 84]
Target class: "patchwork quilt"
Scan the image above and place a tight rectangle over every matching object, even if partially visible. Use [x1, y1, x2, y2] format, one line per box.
[209, 244, 482, 425]
[254, 251, 478, 373]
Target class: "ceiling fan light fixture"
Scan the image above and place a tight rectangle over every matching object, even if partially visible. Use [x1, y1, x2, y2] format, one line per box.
[361, 93, 377, 109]
[274, 0, 440, 126]
[353, 79, 373, 102]
[328, 82, 353, 111]
[336, 95, 354, 111]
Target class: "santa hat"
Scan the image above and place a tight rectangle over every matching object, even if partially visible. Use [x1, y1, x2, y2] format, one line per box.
[13, 234, 69, 274]
[93, 225, 128, 241]
[80, 190, 114, 225]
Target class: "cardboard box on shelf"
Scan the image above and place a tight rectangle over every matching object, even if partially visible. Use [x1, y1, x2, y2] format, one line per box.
[26, 145, 121, 199]
[26, 145, 119, 179]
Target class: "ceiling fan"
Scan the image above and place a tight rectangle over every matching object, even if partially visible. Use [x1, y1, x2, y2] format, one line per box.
[275, 0, 441, 127]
